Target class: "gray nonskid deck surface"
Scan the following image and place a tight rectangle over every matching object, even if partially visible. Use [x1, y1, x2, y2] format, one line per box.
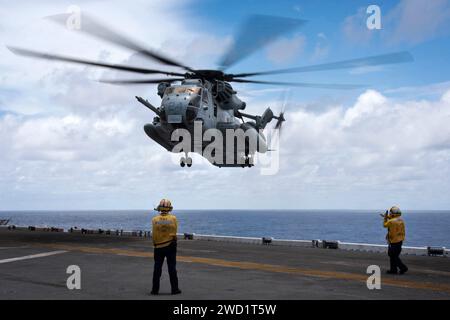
[0, 229, 449, 300]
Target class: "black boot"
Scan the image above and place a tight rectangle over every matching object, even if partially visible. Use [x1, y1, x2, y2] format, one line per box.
[399, 266, 408, 275]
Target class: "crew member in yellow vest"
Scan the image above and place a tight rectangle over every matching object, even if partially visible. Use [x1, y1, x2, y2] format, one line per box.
[383, 206, 408, 275]
[151, 198, 181, 295]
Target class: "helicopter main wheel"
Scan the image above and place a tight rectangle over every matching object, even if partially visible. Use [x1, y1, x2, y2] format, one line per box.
[180, 156, 192, 168]
[245, 156, 255, 167]
[186, 157, 192, 167]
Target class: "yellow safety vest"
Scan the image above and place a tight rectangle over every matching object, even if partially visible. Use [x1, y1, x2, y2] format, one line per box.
[383, 216, 405, 244]
[152, 213, 178, 248]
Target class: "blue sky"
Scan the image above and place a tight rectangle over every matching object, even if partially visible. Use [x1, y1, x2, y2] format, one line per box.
[0, 0, 450, 210]
[193, 0, 450, 101]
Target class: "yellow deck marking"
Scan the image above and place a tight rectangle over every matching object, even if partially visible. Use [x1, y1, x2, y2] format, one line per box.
[37, 243, 450, 294]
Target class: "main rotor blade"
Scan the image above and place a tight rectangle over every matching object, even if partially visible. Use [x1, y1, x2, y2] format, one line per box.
[218, 15, 306, 70]
[46, 13, 194, 72]
[99, 77, 185, 85]
[7, 46, 186, 76]
[232, 51, 414, 78]
[231, 79, 365, 90]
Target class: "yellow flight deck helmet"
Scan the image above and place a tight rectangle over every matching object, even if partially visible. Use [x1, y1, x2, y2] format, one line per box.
[389, 206, 402, 216]
[156, 198, 173, 212]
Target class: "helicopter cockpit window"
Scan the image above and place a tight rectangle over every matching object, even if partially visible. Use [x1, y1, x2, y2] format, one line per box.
[163, 86, 202, 108]
[188, 94, 201, 108]
[164, 86, 202, 95]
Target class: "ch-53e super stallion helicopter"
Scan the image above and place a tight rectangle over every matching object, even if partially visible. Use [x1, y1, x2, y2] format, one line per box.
[8, 14, 413, 167]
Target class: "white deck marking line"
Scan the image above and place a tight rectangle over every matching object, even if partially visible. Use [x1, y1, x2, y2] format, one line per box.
[0, 246, 29, 250]
[180, 249, 217, 253]
[0, 250, 67, 264]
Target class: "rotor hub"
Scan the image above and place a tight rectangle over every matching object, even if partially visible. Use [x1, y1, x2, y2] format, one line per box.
[185, 70, 229, 81]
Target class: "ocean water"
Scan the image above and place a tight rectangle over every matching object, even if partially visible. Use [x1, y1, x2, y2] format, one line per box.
[1, 210, 449, 247]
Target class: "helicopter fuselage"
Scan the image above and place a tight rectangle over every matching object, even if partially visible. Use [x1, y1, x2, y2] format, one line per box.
[142, 79, 270, 167]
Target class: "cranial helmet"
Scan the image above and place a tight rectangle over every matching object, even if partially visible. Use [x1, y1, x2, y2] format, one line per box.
[389, 206, 402, 216]
[157, 198, 173, 212]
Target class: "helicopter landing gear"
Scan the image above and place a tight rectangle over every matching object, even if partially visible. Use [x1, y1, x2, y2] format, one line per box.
[239, 155, 254, 168]
[245, 156, 254, 167]
[180, 153, 192, 168]
[245, 155, 255, 167]
[186, 156, 192, 167]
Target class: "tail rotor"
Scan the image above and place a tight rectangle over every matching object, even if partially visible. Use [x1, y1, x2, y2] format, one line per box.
[274, 111, 285, 131]
[273, 89, 290, 135]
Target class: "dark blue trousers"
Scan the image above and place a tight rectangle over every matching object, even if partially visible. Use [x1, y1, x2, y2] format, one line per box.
[388, 241, 408, 273]
[152, 242, 179, 293]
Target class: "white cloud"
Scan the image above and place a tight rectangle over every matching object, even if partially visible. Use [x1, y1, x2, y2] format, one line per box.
[275, 89, 450, 209]
[342, 7, 374, 44]
[342, 0, 450, 45]
[386, 0, 450, 45]
[342, 90, 387, 127]
[3, 87, 450, 210]
[1, 112, 135, 162]
[266, 34, 306, 65]
[384, 81, 450, 99]
[0, 0, 232, 209]
[1, 1, 450, 210]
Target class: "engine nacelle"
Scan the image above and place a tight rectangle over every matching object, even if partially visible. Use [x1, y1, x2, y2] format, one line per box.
[214, 81, 246, 111]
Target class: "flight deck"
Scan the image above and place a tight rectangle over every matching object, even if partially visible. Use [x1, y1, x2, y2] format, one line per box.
[0, 228, 449, 300]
